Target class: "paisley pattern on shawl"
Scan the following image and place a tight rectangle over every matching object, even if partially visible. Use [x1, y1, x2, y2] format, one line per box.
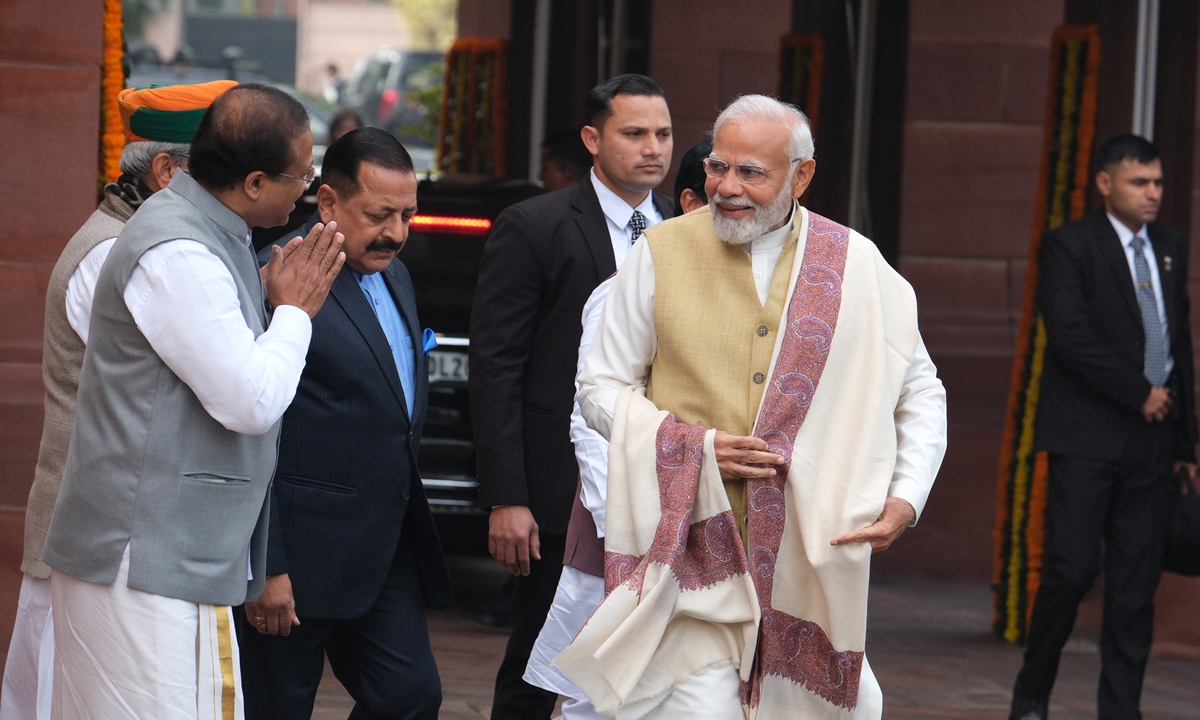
[603, 416, 750, 596]
[739, 212, 863, 711]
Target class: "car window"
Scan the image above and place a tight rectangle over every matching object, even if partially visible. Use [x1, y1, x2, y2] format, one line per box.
[400, 56, 443, 93]
[350, 59, 393, 97]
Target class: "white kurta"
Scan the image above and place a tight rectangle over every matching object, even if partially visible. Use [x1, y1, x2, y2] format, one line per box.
[50, 235, 311, 720]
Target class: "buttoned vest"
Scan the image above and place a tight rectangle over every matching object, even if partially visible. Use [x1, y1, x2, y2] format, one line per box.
[43, 171, 279, 606]
[644, 206, 800, 543]
[22, 192, 134, 578]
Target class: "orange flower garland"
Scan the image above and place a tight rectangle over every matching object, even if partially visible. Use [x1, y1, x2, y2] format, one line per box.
[435, 38, 508, 177]
[99, 0, 126, 192]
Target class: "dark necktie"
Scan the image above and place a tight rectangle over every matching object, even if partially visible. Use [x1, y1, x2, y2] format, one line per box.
[628, 210, 648, 244]
[1131, 235, 1168, 386]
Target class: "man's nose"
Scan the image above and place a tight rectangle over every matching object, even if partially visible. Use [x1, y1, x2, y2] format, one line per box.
[716, 170, 743, 197]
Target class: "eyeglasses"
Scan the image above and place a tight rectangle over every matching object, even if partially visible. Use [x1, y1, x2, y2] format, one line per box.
[703, 157, 801, 185]
[277, 167, 317, 189]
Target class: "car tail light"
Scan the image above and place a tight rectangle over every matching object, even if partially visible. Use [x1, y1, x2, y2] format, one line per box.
[379, 89, 399, 121]
[411, 215, 492, 235]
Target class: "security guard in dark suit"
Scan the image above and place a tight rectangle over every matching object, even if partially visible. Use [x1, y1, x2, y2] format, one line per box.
[1010, 134, 1198, 720]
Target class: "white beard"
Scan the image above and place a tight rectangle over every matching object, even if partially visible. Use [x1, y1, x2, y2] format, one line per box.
[709, 184, 795, 245]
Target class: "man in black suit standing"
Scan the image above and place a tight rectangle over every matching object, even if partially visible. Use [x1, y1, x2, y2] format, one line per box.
[1010, 134, 1198, 720]
[470, 74, 675, 720]
[238, 128, 452, 720]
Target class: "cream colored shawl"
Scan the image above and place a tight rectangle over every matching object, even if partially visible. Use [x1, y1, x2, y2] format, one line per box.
[555, 214, 919, 719]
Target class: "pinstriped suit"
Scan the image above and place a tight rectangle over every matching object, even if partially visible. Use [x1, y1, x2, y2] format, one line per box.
[238, 213, 452, 720]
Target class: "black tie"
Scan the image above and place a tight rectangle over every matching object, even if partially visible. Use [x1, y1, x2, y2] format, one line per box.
[628, 210, 648, 243]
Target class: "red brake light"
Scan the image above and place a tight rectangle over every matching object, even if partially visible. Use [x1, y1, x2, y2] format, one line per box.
[410, 215, 492, 236]
[378, 89, 399, 121]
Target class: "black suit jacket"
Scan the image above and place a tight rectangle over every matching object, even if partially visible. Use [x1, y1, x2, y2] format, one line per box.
[1036, 209, 1197, 462]
[469, 179, 673, 534]
[258, 215, 452, 619]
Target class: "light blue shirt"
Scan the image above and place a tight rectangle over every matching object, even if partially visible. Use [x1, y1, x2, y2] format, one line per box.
[354, 270, 416, 417]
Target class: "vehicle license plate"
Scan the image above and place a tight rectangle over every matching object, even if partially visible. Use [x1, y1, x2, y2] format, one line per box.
[428, 351, 469, 383]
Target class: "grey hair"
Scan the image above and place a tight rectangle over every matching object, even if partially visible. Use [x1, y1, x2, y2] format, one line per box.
[119, 141, 190, 180]
[712, 94, 814, 161]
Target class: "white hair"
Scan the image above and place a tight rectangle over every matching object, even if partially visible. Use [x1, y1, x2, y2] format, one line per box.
[119, 141, 190, 180]
[712, 94, 814, 161]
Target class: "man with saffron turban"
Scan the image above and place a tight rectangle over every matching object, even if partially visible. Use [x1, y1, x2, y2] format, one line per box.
[556, 95, 948, 719]
[0, 79, 235, 720]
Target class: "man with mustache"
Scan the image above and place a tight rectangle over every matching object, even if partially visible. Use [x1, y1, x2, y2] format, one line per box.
[239, 127, 451, 720]
[470, 74, 675, 720]
[558, 95, 947, 719]
[1007, 134, 1197, 720]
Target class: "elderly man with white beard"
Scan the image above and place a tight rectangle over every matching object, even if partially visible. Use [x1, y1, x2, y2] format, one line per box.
[554, 95, 948, 720]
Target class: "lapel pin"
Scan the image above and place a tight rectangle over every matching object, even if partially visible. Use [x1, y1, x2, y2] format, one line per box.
[1164, 256, 1173, 272]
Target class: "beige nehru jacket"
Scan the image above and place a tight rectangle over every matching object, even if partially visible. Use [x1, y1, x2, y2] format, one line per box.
[22, 192, 134, 578]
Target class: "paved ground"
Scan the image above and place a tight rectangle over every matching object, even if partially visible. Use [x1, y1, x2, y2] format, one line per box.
[312, 557, 1200, 719]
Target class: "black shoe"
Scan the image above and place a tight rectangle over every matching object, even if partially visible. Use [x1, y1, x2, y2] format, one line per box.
[1009, 691, 1048, 720]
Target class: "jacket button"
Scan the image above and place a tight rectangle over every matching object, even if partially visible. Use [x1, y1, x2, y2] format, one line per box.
[753, 372, 765, 384]
[402, 489, 410, 501]
[757, 325, 768, 337]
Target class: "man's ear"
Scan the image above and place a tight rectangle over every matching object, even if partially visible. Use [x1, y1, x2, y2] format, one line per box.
[791, 158, 816, 199]
[1095, 170, 1112, 199]
[243, 171, 268, 201]
[679, 188, 706, 214]
[146, 152, 178, 193]
[581, 125, 602, 157]
[316, 183, 338, 223]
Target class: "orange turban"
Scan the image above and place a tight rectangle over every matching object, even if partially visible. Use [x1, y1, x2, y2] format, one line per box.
[118, 80, 238, 144]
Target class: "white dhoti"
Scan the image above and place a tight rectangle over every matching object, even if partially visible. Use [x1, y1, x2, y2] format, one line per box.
[50, 548, 243, 720]
[0, 575, 55, 720]
[524, 567, 608, 720]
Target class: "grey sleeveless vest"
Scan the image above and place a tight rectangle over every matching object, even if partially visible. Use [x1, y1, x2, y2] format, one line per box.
[23, 190, 134, 579]
[43, 171, 279, 606]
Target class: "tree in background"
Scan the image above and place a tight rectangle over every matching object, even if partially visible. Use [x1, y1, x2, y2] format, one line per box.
[392, 0, 457, 52]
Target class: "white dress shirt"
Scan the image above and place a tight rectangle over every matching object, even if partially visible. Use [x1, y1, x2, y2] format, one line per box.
[590, 168, 664, 269]
[577, 206, 947, 521]
[571, 277, 616, 537]
[1107, 212, 1173, 376]
[65, 238, 117, 343]
[69, 233, 311, 435]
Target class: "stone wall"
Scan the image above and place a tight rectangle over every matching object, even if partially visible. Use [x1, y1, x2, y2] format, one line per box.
[0, 0, 104, 651]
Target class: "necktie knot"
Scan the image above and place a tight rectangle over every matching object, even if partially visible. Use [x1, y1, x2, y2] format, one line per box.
[628, 210, 648, 241]
[1131, 235, 1145, 253]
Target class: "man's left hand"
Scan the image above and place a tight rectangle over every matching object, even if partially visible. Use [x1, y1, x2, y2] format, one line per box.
[830, 497, 916, 552]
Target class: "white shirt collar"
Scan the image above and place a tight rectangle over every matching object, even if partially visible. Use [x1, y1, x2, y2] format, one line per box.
[744, 203, 796, 252]
[1106, 211, 1148, 249]
[590, 168, 658, 230]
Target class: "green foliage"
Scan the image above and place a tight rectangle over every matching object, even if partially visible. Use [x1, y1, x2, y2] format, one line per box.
[389, 84, 443, 147]
[392, 0, 457, 51]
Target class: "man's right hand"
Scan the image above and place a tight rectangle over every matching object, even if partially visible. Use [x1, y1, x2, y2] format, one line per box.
[243, 573, 300, 636]
[489, 505, 540, 577]
[263, 220, 346, 318]
[714, 430, 786, 480]
[1141, 386, 1172, 423]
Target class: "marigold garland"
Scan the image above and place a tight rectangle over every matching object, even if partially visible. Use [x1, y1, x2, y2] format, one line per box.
[99, 0, 126, 194]
[435, 38, 508, 177]
[992, 24, 1100, 645]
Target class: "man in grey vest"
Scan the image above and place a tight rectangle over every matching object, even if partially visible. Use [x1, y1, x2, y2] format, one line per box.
[41, 83, 346, 720]
[0, 80, 234, 720]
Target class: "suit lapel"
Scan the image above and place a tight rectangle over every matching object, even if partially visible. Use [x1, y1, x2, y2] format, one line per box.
[1093, 213, 1143, 329]
[573, 180, 617, 280]
[382, 263, 424, 422]
[330, 269, 407, 411]
[652, 192, 674, 222]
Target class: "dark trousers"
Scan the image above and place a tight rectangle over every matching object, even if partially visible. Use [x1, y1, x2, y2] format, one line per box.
[1016, 423, 1174, 720]
[238, 540, 441, 720]
[489, 531, 566, 720]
